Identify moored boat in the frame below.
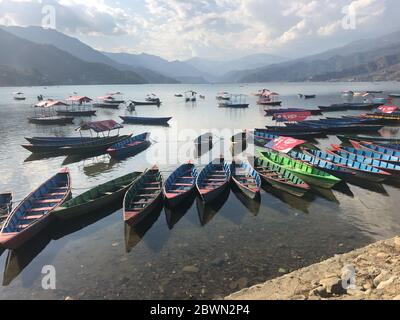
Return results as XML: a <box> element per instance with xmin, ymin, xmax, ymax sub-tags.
<box><xmin>196</xmin><ymin>159</ymin><xmax>231</xmax><ymax>203</ymax></box>
<box><xmin>0</xmin><ymin>168</ymin><xmax>71</xmax><ymax>249</ymax></box>
<box><xmin>329</xmin><ymin>145</ymin><xmax>400</xmax><ymax>176</ymax></box>
<box><xmin>337</xmin><ymin>135</ymin><xmax>400</xmax><ymax>144</ymax></box>
<box><xmin>163</xmin><ymin>162</ymin><xmax>198</xmax><ymax>207</ymax></box>
<box><xmin>120</xmin><ymin>115</ymin><xmax>172</xmax><ymax>125</ymax></box>
<box><xmin>123</xmin><ymin>167</ymin><xmax>163</xmax><ymax>226</ymax></box>
<box><xmin>28</xmin><ymin>116</ymin><xmax>74</xmax><ymax>125</ymax></box>
<box><xmin>351</xmin><ymin>140</ymin><xmax>400</xmax><ymax>159</ymax></box>
<box><xmin>264</xmin><ymin>108</ymin><xmax>322</xmax><ymax>116</ymax></box>
<box><xmin>54</xmin><ymin>172</ymin><xmax>141</xmax><ymax>220</ymax></box>
<box><xmin>338</xmin><ymin>144</ymin><xmax>400</xmax><ymax>164</ymax></box>
<box><xmin>230</xmin><ymin>160</ymin><xmax>261</xmax><ymax>199</ymax></box>
<box><xmin>253</xmin><ymin>156</ymin><xmax>310</xmax><ymax>197</ymax></box>
<box><xmin>258</xmin><ymin>150</ymin><xmax>341</xmax><ymax>188</ymax></box>
<box><xmin>107</xmin><ymin>132</ymin><xmax>151</xmax><ymax>159</ymax></box>
<box><xmin>303</xmin><ymin>149</ymin><xmax>391</xmax><ymax>183</ymax></box>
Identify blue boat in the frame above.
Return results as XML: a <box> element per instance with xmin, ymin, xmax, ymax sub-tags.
<box><xmin>0</xmin><ymin>168</ymin><xmax>71</xmax><ymax>249</ymax></box>
<box><xmin>107</xmin><ymin>132</ymin><xmax>151</xmax><ymax>159</ymax></box>
<box><xmin>352</xmin><ymin>141</ymin><xmax>400</xmax><ymax>159</ymax></box>
<box><xmin>288</xmin><ymin>150</ymin><xmax>356</xmax><ymax>180</ymax></box>
<box><xmin>25</xmin><ymin>136</ymin><xmax>100</xmax><ymax>144</ymax></box>
<box><xmin>329</xmin><ymin>145</ymin><xmax>400</xmax><ymax>176</ymax></box>
<box><xmin>304</xmin><ymin>149</ymin><xmax>391</xmax><ymax>182</ymax></box>
<box><xmin>0</xmin><ymin>193</ymin><xmax>12</xmax><ymax>228</ymax></box>
<box><xmin>163</xmin><ymin>162</ymin><xmax>198</xmax><ymax>207</ymax></box>
<box><xmin>196</xmin><ymin>159</ymin><xmax>231</xmax><ymax>204</ymax></box>
<box><xmin>230</xmin><ymin>160</ymin><xmax>261</xmax><ymax>199</ymax></box>
<box><xmin>339</xmin><ymin>144</ymin><xmax>400</xmax><ymax>164</ymax></box>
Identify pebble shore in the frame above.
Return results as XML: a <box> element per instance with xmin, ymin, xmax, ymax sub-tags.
<box><xmin>226</xmin><ymin>236</ymin><xmax>400</xmax><ymax>300</ymax></box>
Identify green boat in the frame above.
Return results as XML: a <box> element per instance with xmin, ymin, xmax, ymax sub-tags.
<box><xmin>258</xmin><ymin>150</ymin><xmax>341</xmax><ymax>189</ymax></box>
<box><xmin>54</xmin><ymin>172</ymin><xmax>142</xmax><ymax>220</ymax></box>
<box><xmin>253</xmin><ymin>156</ymin><xmax>310</xmax><ymax>197</ymax></box>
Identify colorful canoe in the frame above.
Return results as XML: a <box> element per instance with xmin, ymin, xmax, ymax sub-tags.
<box><xmin>304</xmin><ymin>149</ymin><xmax>391</xmax><ymax>183</ymax></box>
<box><xmin>338</xmin><ymin>144</ymin><xmax>400</xmax><ymax>164</ymax></box>
<box><xmin>163</xmin><ymin>162</ymin><xmax>198</xmax><ymax>207</ymax></box>
<box><xmin>196</xmin><ymin>159</ymin><xmax>231</xmax><ymax>203</ymax></box>
<box><xmin>54</xmin><ymin>172</ymin><xmax>141</xmax><ymax>220</ymax></box>
<box><xmin>258</xmin><ymin>150</ymin><xmax>341</xmax><ymax>188</ymax></box>
<box><xmin>230</xmin><ymin>161</ymin><xmax>261</xmax><ymax>199</ymax></box>
<box><xmin>336</xmin><ymin>135</ymin><xmax>400</xmax><ymax>144</ymax></box>
<box><xmin>329</xmin><ymin>145</ymin><xmax>400</xmax><ymax>176</ymax></box>
<box><xmin>0</xmin><ymin>168</ymin><xmax>71</xmax><ymax>249</ymax></box>
<box><xmin>288</xmin><ymin>150</ymin><xmax>357</xmax><ymax>181</ymax></box>
<box><xmin>107</xmin><ymin>132</ymin><xmax>151</xmax><ymax>159</ymax></box>
<box><xmin>119</xmin><ymin>115</ymin><xmax>172</xmax><ymax>125</ymax></box>
<box><xmin>123</xmin><ymin>166</ymin><xmax>163</xmax><ymax>226</ymax></box>
<box><xmin>253</xmin><ymin>156</ymin><xmax>310</xmax><ymax>197</ymax></box>
<box><xmin>350</xmin><ymin>140</ymin><xmax>400</xmax><ymax>163</ymax></box>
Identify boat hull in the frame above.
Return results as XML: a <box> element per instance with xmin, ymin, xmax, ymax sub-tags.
<box><xmin>56</xmin><ymin>110</ymin><xmax>96</xmax><ymax>117</ymax></box>
<box><xmin>120</xmin><ymin>116</ymin><xmax>172</xmax><ymax>125</ymax></box>
<box><xmin>28</xmin><ymin>116</ymin><xmax>74</xmax><ymax>125</ymax></box>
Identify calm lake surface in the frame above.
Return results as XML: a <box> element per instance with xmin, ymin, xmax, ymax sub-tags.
<box><xmin>1</xmin><ymin>82</ymin><xmax>400</xmax><ymax>299</ymax></box>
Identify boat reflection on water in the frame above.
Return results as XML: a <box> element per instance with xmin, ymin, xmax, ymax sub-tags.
<box><xmin>164</xmin><ymin>193</ymin><xmax>196</xmax><ymax>230</ymax></box>
<box><xmin>332</xmin><ymin>181</ymin><xmax>355</xmax><ymax>198</ymax></box>
<box><xmin>262</xmin><ymin>184</ymin><xmax>315</xmax><ymax>214</ymax></box>
<box><xmin>62</xmin><ymin>151</ymin><xmax>108</xmax><ymax>166</ymax></box>
<box><xmin>2</xmin><ymin>231</ymin><xmax>52</xmax><ymax>286</ymax></box>
<box><xmin>24</xmin><ymin>152</ymin><xmax>65</xmax><ymax>163</ymax></box>
<box><xmin>346</xmin><ymin>178</ymin><xmax>388</xmax><ymax>196</ymax></box>
<box><xmin>196</xmin><ymin>187</ymin><xmax>230</xmax><ymax>226</ymax></box>
<box><xmin>124</xmin><ymin>202</ymin><xmax>163</xmax><ymax>253</ymax></box>
<box><xmin>51</xmin><ymin>203</ymin><xmax>122</xmax><ymax>241</ymax></box>
<box><xmin>231</xmin><ymin>183</ymin><xmax>261</xmax><ymax>216</ymax></box>
<box><xmin>311</xmin><ymin>186</ymin><xmax>339</xmax><ymax>204</ymax></box>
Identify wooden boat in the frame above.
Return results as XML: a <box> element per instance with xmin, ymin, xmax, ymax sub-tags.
<box><xmin>298</xmin><ymin>94</ymin><xmax>316</xmax><ymax>99</ymax></box>
<box><xmin>22</xmin><ymin>134</ymin><xmax>131</xmax><ymax>154</ymax></box>
<box><xmin>54</xmin><ymin>172</ymin><xmax>141</xmax><ymax>220</ymax></box>
<box><xmin>351</xmin><ymin>141</ymin><xmax>400</xmax><ymax>160</ymax></box>
<box><xmin>287</xmin><ymin>150</ymin><xmax>357</xmax><ymax>181</ymax></box>
<box><xmin>318</xmin><ymin>103</ymin><xmax>382</xmax><ymax>112</ymax></box>
<box><xmin>107</xmin><ymin>132</ymin><xmax>151</xmax><ymax>159</ymax></box>
<box><xmin>255</xmin><ymin>129</ymin><xmax>324</xmax><ymax>140</ymax></box>
<box><xmin>218</xmin><ymin>94</ymin><xmax>249</xmax><ymax>108</ymax></box>
<box><xmin>174</xmin><ymin>94</ymin><xmax>183</xmax><ymax>97</ymax></box>
<box><xmin>303</xmin><ymin>149</ymin><xmax>391</xmax><ymax>183</ymax></box>
<box><xmin>264</xmin><ymin>108</ymin><xmax>322</xmax><ymax>116</ymax></box>
<box><xmin>258</xmin><ymin>150</ymin><xmax>341</xmax><ymax>188</ymax></box>
<box><xmin>389</xmin><ymin>93</ymin><xmax>400</xmax><ymax>98</ymax></box>
<box><xmin>257</xmin><ymin>100</ymin><xmax>282</xmax><ymax>106</ymax></box>
<box><xmin>0</xmin><ymin>168</ymin><xmax>71</xmax><ymax>249</ymax></box>
<box><xmin>123</xmin><ymin>167</ymin><xmax>163</xmax><ymax>226</ymax></box>
<box><xmin>120</xmin><ymin>115</ymin><xmax>172</xmax><ymax>125</ymax></box>
<box><xmin>56</xmin><ymin>110</ymin><xmax>96</xmax><ymax>117</ymax></box>
<box><xmin>92</xmin><ymin>102</ymin><xmax>120</xmax><ymax>109</ymax></box>
<box><xmin>163</xmin><ymin>162</ymin><xmax>198</xmax><ymax>207</ymax></box>
<box><xmin>0</xmin><ymin>193</ymin><xmax>12</xmax><ymax>228</ymax></box>
<box><xmin>338</xmin><ymin>144</ymin><xmax>400</xmax><ymax>164</ymax></box>
<box><xmin>132</xmin><ymin>100</ymin><xmax>161</xmax><ymax>106</ymax></box>
<box><xmin>28</xmin><ymin>116</ymin><xmax>74</xmax><ymax>125</ymax></box>
<box><xmin>337</xmin><ymin>135</ymin><xmax>400</xmax><ymax>144</ymax></box>
<box><xmin>253</xmin><ymin>156</ymin><xmax>310</xmax><ymax>197</ymax></box>
<box><xmin>13</xmin><ymin>92</ymin><xmax>26</xmax><ymax>101</ymax></box>
<box><xmin>282</xmin><ymin>123</ymin><xmax>383</xmax><ymax>134</ymax></box>
<box><xmin>25</xmin><ymin>136</ymin><xmax>100</xmax><ymax>144</ymax></box>
<box><xmin>196</xmin><ymin>159</ymin><xmax>231</xmax><ymax>203</ymax></box>
<box><xmin>329</xmin><ymin>145</ymin><xmax>400</xmax><ymax>176</ymax></box>
<box><xmin>230</xmin><ymin>160</ymin><xmax>261</xmax><ymax>199</ymax></box>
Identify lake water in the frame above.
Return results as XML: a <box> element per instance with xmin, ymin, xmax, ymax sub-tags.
<box><xmin>0</xmin><ymin>82</ymin><xmax>400</xmax><ymax>299</ymax></box>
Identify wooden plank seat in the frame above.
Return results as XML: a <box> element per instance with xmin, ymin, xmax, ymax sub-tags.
<box><xmin>16</xmin><ymin>223</ymin><xmax>30</xmax><ymax>230</ymax></box>
<box><xmin>34</xmin><ymin>199</ymin><xmax>62</xmax><ymax>204</ymax></box>
<box><xmin>20</xmin><ymin>214</ymin><xmax>43</xmax><ymax>220</ymax></box>
<box><xmin>27</xmin><ymin>206</ymin><xmax>54</xmax><ymax>213</ymax></box>
<box><xmin>177</xmin><ymin>176</ymin><xmax>194</xmax><ymax>179</ymax></box>
<box><xmin>142</xmin><ymin>187</ymin><xmax>161</xmax><ymax>190</ymax></box>
<box><xmin>169</xmin><ymin>189</ymin><xmax>189</xmax><ymax>193</ymax></box>
<box><xmin>42</xmin><ymin>192</ymin><xmax>66</xmax><ymax>197</ymax></box>
<box><xmin>172</xmin><ymin>183</ymin><xmax>193</xmax><ymax>186</ymax></box>
<box><xmin>204</xmin><ymin>178</ymin><xmax>226</xmax><ymax>181</ymax></box>
<box><xmin>133</xmin><ymin>194</ymin><xmax>157</xmax><ymax>199</ymax></box>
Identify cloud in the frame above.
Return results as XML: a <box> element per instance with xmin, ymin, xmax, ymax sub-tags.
<box><xmin>0</xmin><ymin>0</ymin><xmax>397</xmax><ymax>60</ymax></box>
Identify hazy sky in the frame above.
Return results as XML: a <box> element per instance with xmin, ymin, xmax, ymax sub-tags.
<box><xmin>0</xmin><ymin>0</ymin><xmax>399</xmax><ymax>61</ymax></box>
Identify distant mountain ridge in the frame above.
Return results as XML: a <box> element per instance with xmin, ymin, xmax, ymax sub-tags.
<box><xmin>0</xmin><ymin>28</ymin><xmax>148</xmax><ymax>86</ymax></box>
<box><xmin>2</xmin><ymin>26</ymin><xmax>178</xmax><ymax>84</ymax></box>
<box><xmin>227</xmin><ymin>30</ymin><xmax>400</xmax><ymax>83</ymax></box>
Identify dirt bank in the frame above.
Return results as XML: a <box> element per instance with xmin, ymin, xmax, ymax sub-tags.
<box><xmin>226</xmin><ymin>236</ymin><xmax>400</xmax><ymax>300</ymax></box>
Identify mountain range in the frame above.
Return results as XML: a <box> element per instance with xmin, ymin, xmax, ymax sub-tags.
<box><xmin>1</xmin><ymin>25</ymin><xmax>400</xmax><ymax>86</ymax></box>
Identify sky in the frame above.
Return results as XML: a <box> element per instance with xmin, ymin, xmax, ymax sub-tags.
<box><xmin>0</xmin><ymin>0</ymin><xmax>399</xmax><ymax>61</ymax></box>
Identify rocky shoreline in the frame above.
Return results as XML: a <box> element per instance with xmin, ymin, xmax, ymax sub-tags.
<box><xmin>226</xmin><ymin>236</ymin><xmax>400</xmax><ymax>300</ymax></box>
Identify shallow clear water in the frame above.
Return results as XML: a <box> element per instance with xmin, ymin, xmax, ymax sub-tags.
<box><xmin>0</xmin><ymin>82</ymin><xmax>400</xmax><ymax>299</ymax></box>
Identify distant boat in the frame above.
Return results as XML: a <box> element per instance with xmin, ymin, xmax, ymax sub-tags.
<box><xmin>28</xmin><ymin>116</ymin><xmax>74</xmax><ymax>125</ymax></box>
<box><xmin>174</xmin><ymin>94</ymin><xmax>183</xmax><ymax>97</ymax></box>
<box><xmin>218</xmin><ymin>94</ymin><xmax>249</xmax><ymax>108</ymax></box>
<box><xmin>216</xmin><ymin>92</ymin><xmax>230</xmax><ymax>100</ymax></box>
<box><xmin>120</xmin><ymin>115</ymin><xmax>172</xmax><ymax>125</ymax></box>
<box><xmin>13</xmin><ymin>92</ymin><xmax>26</xmax><ymax>101</ymax></box>
<box><xmin>298</xmin><ymin>94</ymin><xmax>316</xmax><ymax>99</ymax></box>
<box><xmin>144</xmin><ymin>94</ymin><xmax>161</xmax><ymax>104</ymax></box>
<box><xmin>389</xmin><ymin>93</ymin><xmax>400</xmax><ymax>98</ymax></box>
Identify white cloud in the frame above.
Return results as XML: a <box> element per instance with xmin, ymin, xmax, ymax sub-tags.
<box><xmin>0</xmin><ymin>0</ymin><xmax>397</xmax><ymax>60</ymax></box>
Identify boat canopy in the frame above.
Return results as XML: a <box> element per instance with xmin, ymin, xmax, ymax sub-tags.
<box><xmin>34</xmin><ymin>100</ymin><xmax>68</xmax><ymax>108</ymax></box>
<box><xmin>66</xmin><ymin>96</ymin><xmax>92</xmax><ymax>103</ymax></box>
<box><xmin>77</xmin><ymin>120</ymin><xmax>123</xmax><ymax>133</ymax></box>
